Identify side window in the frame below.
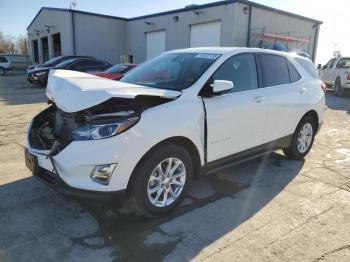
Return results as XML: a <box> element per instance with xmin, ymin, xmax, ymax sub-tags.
<box><xmin>287</xmin><ymin>61</ymin><xmax>301</xmax><ymax>83</ymax></box>
<box><xmin>213</xmin><ymin>53</ymin><xmax>258</xmax><ymax>93</ymax></box>
<box><xmin>336</xmin><ymin>58</ymin><xmax>350</xmax><ymax>68</ymax></box>
<box><xmin>325</xmin><ymin>58</ymin><xmax>335</xmax><ymax>68</ymax></box>
<box><xmin>0</xmin><ymin>56</ymin><xmax>8</xmax><ymax>63</ymax></box>
<box><xmin>260</xmin><ymin>54</ymin><xmax>290</xmax><ymax>87</ymax></box>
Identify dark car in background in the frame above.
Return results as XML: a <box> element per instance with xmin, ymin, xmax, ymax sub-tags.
<box><xmin>27</xmin><ymin>58</ymin><xmax>112</xmax><ymax>87</ymax></box>
<box><xmin>26</xmin><ymin>55</ymin><xmax>93</xmax><ymax>72</ymax></box>
<box><xmin>92</xmin><ymin>63</ymin><xmax>137</xmax><ymax>80</ymax></box>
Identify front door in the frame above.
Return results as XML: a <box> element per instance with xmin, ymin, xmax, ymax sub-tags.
<box><xmin>203</xmin><ymin>53</ymin><xmax>266</xmax><ymax>162</ymax></box>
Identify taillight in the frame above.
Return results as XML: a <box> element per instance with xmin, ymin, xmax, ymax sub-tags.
<box><xmin>321</xmin><ymin>83</ymin><xmax>327</xmax><ymax>94</ymax></box>
<box><xmin>347</xmin><ymin>73</ymin><xmax>350</xmax><ymax>81</ymax></box>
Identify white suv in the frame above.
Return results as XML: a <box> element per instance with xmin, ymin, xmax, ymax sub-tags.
<box><xmin>25</xmin><ymin>48</ymin><xmax>325</xmax><ymax>216</ymax></box>
<box><xmin>0</xmin><ymin>55</ymin><xmax>11</xmax><ymax>75</ymax></box>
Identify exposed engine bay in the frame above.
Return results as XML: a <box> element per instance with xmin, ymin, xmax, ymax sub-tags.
<box><xmin>28</xmin><ymin>96</ymin><xmax>172</xmax><ymax>154</ymax></box>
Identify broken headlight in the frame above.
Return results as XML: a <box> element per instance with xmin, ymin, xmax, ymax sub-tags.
<box><xmin>72</xmin><ymin>117</ymin><xmax>139</xmax><ymax>141</ymax></box>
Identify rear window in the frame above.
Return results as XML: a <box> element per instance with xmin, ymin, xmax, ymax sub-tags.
<box><xmin>294</xmin><ymin>57</ymin><xmax>319</xmax><ymax>79</ymax></box>
<box><xmin>260</xmin><ymin>54</ymin><xmax>290</xmax><ymax>87</ymax></box>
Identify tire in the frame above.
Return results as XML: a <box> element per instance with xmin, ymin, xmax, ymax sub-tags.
<box><xmin>283</xmin><ymin>115</ymin><xmax>316</xmax><ymax>160</ymax></box>
<box><xmin>334</xmin><ymin>78</ymin><xmax>344</xmax><ymax>97</ymax></box>
<box><xmin>0</xmin><ymin>67</ymin><xmax>5</xmax><ymax>76</ymax></box>
<box><xmin>128</xmin><ymin>143</ymin><xmax>193</xmax><ymax>217</ymax></box>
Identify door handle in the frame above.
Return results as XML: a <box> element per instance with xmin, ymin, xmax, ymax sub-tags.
<box><xmin>253</xmin><ymin>96</ymin><xmax>265</xmax><ymax>103</ymax></box>
<box><xmin>298</xmin><ymin>87</ymin><xmax>307</xmax><ymax>94</ymax></box>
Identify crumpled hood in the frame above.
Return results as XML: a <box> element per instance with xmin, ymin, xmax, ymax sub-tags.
<box><xmin>46</xmin><ymin>69</ymin><xmax>182</xmax><ymax>113</ymax></box>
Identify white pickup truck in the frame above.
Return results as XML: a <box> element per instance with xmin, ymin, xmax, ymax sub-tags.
<box><xmin>318</xmin><ymin>56</ymin><xmax>350</xmax><ymax>96</ymax></box>
<box><xmin>0</xmin><ymin>55</ymin><xmax>11</xmax><ymax>75</ymax></box>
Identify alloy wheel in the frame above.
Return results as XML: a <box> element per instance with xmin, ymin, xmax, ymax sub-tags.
<box><xmin>147</xmin><ymin>157</ymin><xmax>186</xmax><ymax>208</ymax></box>
<box><xmin>297</xmin><ymin>123</ymin><xmax>313</xmax><ymax>153</ymax></box>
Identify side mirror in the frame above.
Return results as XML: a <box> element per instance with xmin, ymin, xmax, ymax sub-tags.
<box><xmin>317</xmin><ymin>64</ymin><xmax>322</xmax><ymax>70</ymax></box>
<box><xmin>322</xmin><ymin>65</ymin><xmax>327</xmax><ymax>70</ymax></box>
<box><xmin>212</xmin><ymin>80</ymin><xmax>234</xmax><ymax>93</ymax></box>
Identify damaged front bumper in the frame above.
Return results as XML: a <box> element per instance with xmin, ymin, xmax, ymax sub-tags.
<box><xmin>25</xmin><ymin>148</ymin><xmax>126</xmax><ymax>204</ymax></box>
<box><xmin>25</xmin><ymin>106</ymin><xmax>151</xmax><ymax>200</ymax></box>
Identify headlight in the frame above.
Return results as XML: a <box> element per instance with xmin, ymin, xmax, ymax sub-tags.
<box><xmin>35</xmin><ymin>71</ymin><xmax>47</xmax><ymax>76</ymax></box>
<box><xmin>72</xmin><ymin>117</ymin><xmax>139</xmax><ymax>141</ymax></box>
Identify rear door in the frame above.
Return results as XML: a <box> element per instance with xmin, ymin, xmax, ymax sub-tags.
<box><xmin>258</xmin><ymin>53</ymin><xmax>305</xmax><ymax>143</ymax></box>
<box><xmin>203</xmin><ymin>53</ymin><xmax>267</xmax><ymax>162</ymax></box>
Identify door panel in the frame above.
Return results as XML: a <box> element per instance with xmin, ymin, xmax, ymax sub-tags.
<box><xmin>204</xmin><ymin>91</ymin><xmax>266</xmax><ymax>162</ymax></box>
<box><xmin>258</xmin><ymin>54</ymin><xmax>306</xmax><ymax>143</ymax></box>
<box><xmin>261</xmin><ymin>84</ymin><xmax>306</xmax><ymax>143</ymax></box>
<box><xmin>203</xmin><ymin>53</ymin><xmax>266</xmax><ymax>162</ymax></box>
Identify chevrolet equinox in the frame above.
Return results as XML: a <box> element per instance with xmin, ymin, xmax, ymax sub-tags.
<box><xmin>25</xmin><ymin>48</ymin><xmax>325</xmax><ymax>216</ymax></box>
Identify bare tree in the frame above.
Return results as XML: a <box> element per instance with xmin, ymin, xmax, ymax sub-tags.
<box><xmin>16</xmin><ymin>35</ymin><xmax>28</xmax><ymax>54</ymax></box>
<box><xmin>0</xmin><ymin>32</ymin><xmax>28</xmax><ymax>54</ymax></box>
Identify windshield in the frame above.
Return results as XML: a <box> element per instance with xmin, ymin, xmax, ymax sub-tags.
<box><xmin>55</xmin><ymin>59</ymin><xmax>76</xmax><ymax>68</ymax></box>
<box><xmin>105</xmin><ymin>64</ymin><xmax>134</xmax><ymax>74</ymax></box>
<box><xmin>120</xmin><ymin>53</ymin><xmax>221</xmax><ymax>91</ymax></box>
<box><xmin>44</xmin><ymin>56</ymin><xmax>63</xmax><ymax>65</ymax></box>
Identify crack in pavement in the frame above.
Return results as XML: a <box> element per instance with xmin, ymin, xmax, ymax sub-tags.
<box><xmin>313</xmin><ymin>244</ymin><xmax>350</xmax><ymax>261</ymax></box>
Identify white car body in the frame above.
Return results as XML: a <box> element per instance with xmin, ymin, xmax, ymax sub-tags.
<box><xmin>25</xmin><ymin>47</ymin><xmax>325</xmax><ymax>214</ymax></box>
<box><xmin>0</xmin><ymin>56</ymin><xmax>11</xmax><ymax>75</ymax></box>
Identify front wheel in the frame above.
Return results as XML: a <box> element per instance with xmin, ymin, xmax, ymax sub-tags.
<box><xmin>0</xmin><ymin>67</ymin><xmax>5</xmax><ymax>76</ymax></box>
<box><xmin>283</xmin><ymin>116</ymin><xmax>316</xmax><ymax>160</ymax></box>
<box><xmin>128</xmin><ymin>143</ymin><xmax>193</xmax><ymax>217</ymax></box>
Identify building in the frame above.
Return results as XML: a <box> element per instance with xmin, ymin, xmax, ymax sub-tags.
<box><xmin>27</xmin><ymin>0</ymin><xmax>322</xmax><ymax>65</ymax></box>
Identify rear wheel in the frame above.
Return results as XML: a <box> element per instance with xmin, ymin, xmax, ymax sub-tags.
<box><xmin>128</xmin><ymin>143</ymin><xmax>193</xmax><ymax>217</ymax></box>
<box><xmin>0</xmin><ymin>67</ymin><xmax>5</xmax><ymax>76</ymax></box>
<box><xmin>334</xmin><ymin>78</ymin><xmax>344</xmax><ymax>97</ymax></box>
<box><xmin>283</xmin><ymin>115</ymin><xmax>316</xmax><ymax>160</ymax></box>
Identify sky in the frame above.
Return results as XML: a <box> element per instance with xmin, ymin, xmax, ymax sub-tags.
<box><xmin>0</xmin><ymin>0</ymin><xmax>349</xmax><ymax>64</ymax></box>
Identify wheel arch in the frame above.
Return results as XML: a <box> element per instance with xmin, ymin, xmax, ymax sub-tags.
<box><xmin>301</xmin><ymin>110</ymin><xmax>319</xmax><ymax>132</ymax></box>
<box><xmin>126</xmin><ymin>136</ymin><xmax>202</xmax><ymax>192</ymax></box>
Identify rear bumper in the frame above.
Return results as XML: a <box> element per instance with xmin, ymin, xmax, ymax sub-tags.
<box><xmin>33</xmin><ymin>165</ymin><xmax>126</xmax><ymax>206</ymax></box>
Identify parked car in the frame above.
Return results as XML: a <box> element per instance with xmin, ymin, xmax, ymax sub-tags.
<box><xmin>27</xmin><ymin>55</ymin><xmax>93</xmax><ymax>72</ymax></box>
<box><xmin>318</xmin><ymin>56</ymin><xmax>350</xmax><ymax>96</ymax></box>
<box><xmin>27</xmin><ymin>58</ymin><xmax>112</xmax><ymax>86</ymax></box>
<box><xmin>93</xmin><ymin>63</ymin><xmax>137</xmax><ymax>80</ymax></box>
<box><xmin>0</xmin><ymin>55</ymin><xmax>11</xmax><ymax>75</ymax></box>
<box><xmin>25</xmin><ymin>48</ymin><xmax>325</xmax><ymax>216</ymax></box>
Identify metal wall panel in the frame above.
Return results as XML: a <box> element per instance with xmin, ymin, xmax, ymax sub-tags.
<box><xmin>126</xmin><ymin>3</ymin><xmax>250</xmax><ymax>63</ymax></box>
<box><xmin>73</xmin><ymin>13</ymin><xmax>127</xmax><ymax>64</ymax></box>
<box><xmin>250</xmin><ymin>7</ymin><xmax>318</xmax><ymax>58</ymax></box>
<box><xmin>27</xmin><ymin>9</ymin><xmax>73</xmax><ymax>64</ymax></box>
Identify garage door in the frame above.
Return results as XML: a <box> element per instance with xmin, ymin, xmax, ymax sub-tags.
<box><xmin>146</xmin><ymin>30</ymin><xmax>166</xmax><ymax>60</ymax></box>
<box><xmin>190</xmin><ymin>21</ymin><xmax>221</xmax><ymax>48</ymax></box>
